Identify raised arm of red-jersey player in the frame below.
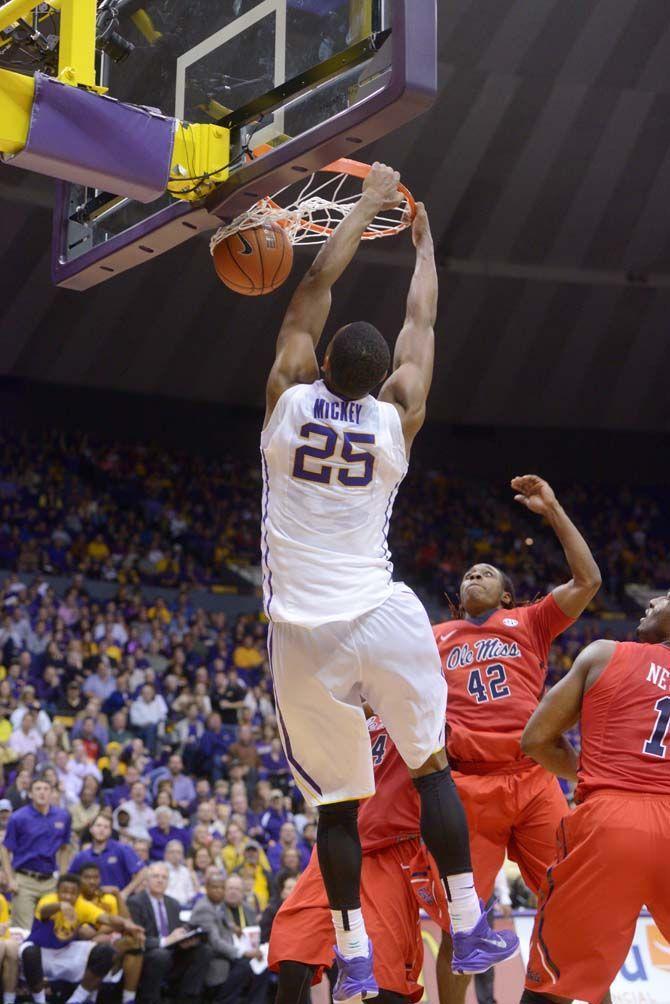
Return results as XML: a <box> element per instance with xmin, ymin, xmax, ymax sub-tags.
<box><xmin>511</xmin><ymin>475</ymin><xmax>602</xmax><ymax>619</ymax></box>
<box><xmin>264</xmin><ymin>162</ymin><xmax>404</xmax><ymax>427</ymax></box>
<box><xmin>521</xmin><ymin>639</ymin><xmax>615</xmax><ymax>780</ymax></box>
<box><xmin>379</xmin><ymin>203</ymin><xmax>437</xmax><ymax>455</ymax></box>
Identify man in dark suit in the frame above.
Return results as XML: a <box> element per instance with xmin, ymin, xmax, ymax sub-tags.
<box><xmin>189</xmin><ymin>871</ymin><xmax>245</xmax><ymax>1003</ymax></box>
<box><xmin>128</xmin><ymin>861</ymin><xmax>211</xmax><ymax>1004</ymax></box>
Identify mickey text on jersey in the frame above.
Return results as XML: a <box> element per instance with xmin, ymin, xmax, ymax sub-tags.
<box><xmin>313</xmin><ymin>398</ymin><xmax>363</xmax><ymax>424</ymax></box>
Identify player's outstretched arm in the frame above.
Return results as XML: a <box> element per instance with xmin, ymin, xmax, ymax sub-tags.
<box><xmin>378</xmin><ymin>203</ymin><xmax>437</xmax><ymax>454</ymax></box>
<box><xmin>521</xmin><ymin>639</ymin><xmax>615</xmax><ymax>780</ymax></box>
<box><xmin>511</xmin><ymin>475</ymin><xmax>602</xmax><ymax>618</ymax></box>
<box><xmin>265</xmin><ymin>162</ymin><xmax>404</xmax><ymax>424</ymax></box>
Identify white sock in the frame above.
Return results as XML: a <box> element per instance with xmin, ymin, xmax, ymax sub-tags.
<box><xmin>4</xmin><ymin>993</ymin><xmax>16</xmax><ymax>1004</ymax></box>
<box><xmin>32</xmin><ymin>993</ymin><xmax>46</xmax><ymax>1004</ymax></box>
<box><xmin>67</xmin><ymin>986</ymin><xmax>92</xmax><ymax>1004</ymax></box>
<box><xmin>331</xmin><ymin>907</ymin><xmax>369</xmax><ymax>959</ymax></box>
<box><xmin>122</xmin><ymin>993</ymin><xmax>136</xmax><ymax>1004</ymax></box>
<box><xmin>445</xmin><ymin>871</ymin><xmax>481</xmax><ymax>932</ymax></box>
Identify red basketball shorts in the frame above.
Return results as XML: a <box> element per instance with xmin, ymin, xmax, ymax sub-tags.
<box><xmin>525</xmin><ymin>791</ymin><xmax>670</xmax><ymax>1003</ymax></box>
<box><xmin>269</xmin><ymin>838</ymin><xmax>449</xmax><ymax>1002</ymax></box>
<box><xmin>453</xmin><ymin>762</ymin><xmax>569</xmax><ymax>901</ymax></box>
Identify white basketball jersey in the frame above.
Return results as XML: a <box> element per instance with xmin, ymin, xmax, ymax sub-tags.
<box><xmin>260</xmin><ymin>379</ymin><xmax>408</xmax><ymax>627</ymax></box>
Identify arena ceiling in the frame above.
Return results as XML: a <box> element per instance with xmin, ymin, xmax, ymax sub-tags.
<box><xmin>1</xmin><ymin>0</ymin><xmax>670</xmax><ymax>433</ymax></box>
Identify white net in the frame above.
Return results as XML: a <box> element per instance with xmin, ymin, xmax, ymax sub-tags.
<box><xmin>210</xmin><ymin>167</ymin><xmax>413</xmax><ymax>254</ymax></box>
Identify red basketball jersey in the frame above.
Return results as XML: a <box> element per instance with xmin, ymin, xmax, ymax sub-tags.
<box><xmin>576</xmin><ymin>640</ymin><xmax>670</xmax><ymax>801</ymax></box>
<box><xmin>434</xmin><ymin>594</ymin><xmax>574</xmax><ymax>771</ymax></box>
<box><xmin>359</xmin><ymin>716</ymin><xmax>420</xmax><ymax>853</ymax></box>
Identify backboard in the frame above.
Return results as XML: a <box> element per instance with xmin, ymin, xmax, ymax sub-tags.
<box><xmin>53</xmin><ymin>0</ymin><xmax>436</xmax><ymax>289</ymax></box>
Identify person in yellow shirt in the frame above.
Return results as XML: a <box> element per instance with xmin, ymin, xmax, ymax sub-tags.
<box><xmin>97</xmin><ymin>743</ymin><xmax>127</xmax><ymax>780</ymax></box>
<box><xmin>0</xmin><ymin>717</ymin><xmax>12</xmax><ymax>745</ymax></box>
<box><xmin>0</xmin><ymin>893</ymin><xmax>10</xmax><ymax>932</ymax></box>
<box><xmin>77</xmin><ymin>863</ymin><xmax>144</xmax><ymax>1004</ymax></box>
<box><xmin>77</xmin><ymin>864</ymin><xmax>122</xmax><ymax>921</ymax></box>
<box><xmin>239</xmin><ymin>842</ymin><xmax>272</xmax><ymax>910</ymax></box>
<box><xmin>101</xmin><ymin>641</ymin><xmax>122</xmax><ymax>664</ymax></box>
<box><xmin>221</xmin><ymin>822</ymin><xmax>271</xmax><ymax>875</ymax></box>
<box><xmin>86</xmin><ymin>536</ymin><xmax>110</xmax><ymax>563</ymax></box>
<box><xmin>233</xmin><ymin>636</ymin><xmax>264</xmax><ymax>671</ymax></box>
<box><xmin>0</xmin><ymin>891</ymin><xmax>20</xmax><ymax>1004</ymax></box>
<box><xmin>147</xmin><ymin>598</ymin><xmax>171</xmax><ymax>624</ymax></box>
<box><xmin>22</xmin><ymin>873</ymin><xmax>144</xmax><ymax>1004</ymax></box>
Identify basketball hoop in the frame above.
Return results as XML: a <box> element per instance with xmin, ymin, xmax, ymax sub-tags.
<box><xmin>210</xmin><ymin>158</ymin><xmax>416</xmax><ymax>256</ymax></box>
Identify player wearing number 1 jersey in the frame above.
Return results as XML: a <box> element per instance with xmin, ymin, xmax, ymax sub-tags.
<box><xmin>433</xmin><ymin>476</ymin><xmax>601</xmax><ymax>1001</ymax></box>
<box><xmin>519</xmin><ymin>593</ymin><xmax>670</xmax><ymax>1004</ymax></box>
<box><xmin>261</xmin><ymin>164</ymin><xmax>517</xmax><ymax>1003</ymax></box>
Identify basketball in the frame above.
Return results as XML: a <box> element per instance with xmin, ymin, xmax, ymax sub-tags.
<box><xmin>213</xmin><ymin>223</ymin><xmax>293</xmax><ymax>296</ymax></box>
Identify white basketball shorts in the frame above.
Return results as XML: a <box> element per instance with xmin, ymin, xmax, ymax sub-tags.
<box><xmin>21</xmin><ymin>940</ymin><xmax>92</xmax><ymax>984</ymax></box>
<box><xmin>19</xmin><ymin>940</ymin><xmax>123</xmax><ymax>985</ymax></box>
<box><xmin>268</xmin><ymin>582</ymin><xmax>447</xmax><ymax>806</ymax></box>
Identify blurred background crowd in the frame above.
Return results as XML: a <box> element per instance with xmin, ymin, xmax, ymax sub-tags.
<box><xmin>0</xmin><ymin>430</ymin><xmax>666</xmax><ymax>611</ymax></box>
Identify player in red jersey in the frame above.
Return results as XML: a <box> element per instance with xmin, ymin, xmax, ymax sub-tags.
<box><xmin>519</xmin><ymin>590</ymin><xmax>670</xmax><ymax>1004</ymax></box>
<box><xmin>433</xmin><ymin>475</ymin><xmax>601</xmax><ymax>1001</ymax></box>
<box><xmin>269</xmin><ymin>715</ymin><xmax>452</xmax><ymax>1003</ymax></box>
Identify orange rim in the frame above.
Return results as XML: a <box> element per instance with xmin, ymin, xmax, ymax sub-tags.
<box><xmin>251</xmin><ymin>150</ymin><xmax>416</xmax><ymax>239</ymax></box>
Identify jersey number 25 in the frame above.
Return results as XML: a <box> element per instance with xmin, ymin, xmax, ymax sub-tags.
<box><xmin>292</xmin><ymin>423</ymin><xmax>376</xmax><ymax>487</ymax></box>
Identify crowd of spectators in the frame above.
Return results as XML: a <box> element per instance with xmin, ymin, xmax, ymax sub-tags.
<box><xmin>0</xmin><ymin>569</ymin><xmax>317</xmax><ymax>1002</ymax></box>
<box><xmin>0</xmin><ymin>430</ymin><xmax>667</xmax><ymax>609</ymax></box>
<box><xmin>0</xmin><ymin>432</ymin><xmax>261</xmax><ymax>590</ymax></box>
<box><xmin>0</xmin><ymin>427</ymin><xmax>659</xmax><ymax>1001</ymax></box>
<box><xmin>392</xmin><ymin>470</ymin><xmax>668</xmax><ymax>612</ymax></box>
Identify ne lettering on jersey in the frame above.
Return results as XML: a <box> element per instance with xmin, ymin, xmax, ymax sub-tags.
<box><xmin>359</xmin><ymin>716</ymin><xmax>420</xmax><ymax>852</ymax></box>
<box><xmin>577</xmin><ymin>641</ymin><xmax>670</xmax><ymax>801</ymax></box>
<box><xmin>434</xmin><ymin>595</ymin><xmax>574</xmax><ymax>772</ymax></box>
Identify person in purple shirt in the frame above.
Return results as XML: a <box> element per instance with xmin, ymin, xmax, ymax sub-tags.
<box><xmin>260</xmin><ymin>790</ymin><xmax>291</xmax><ymax>844</ymax></box>
<box><xmin>71</xmin><ymin>714</ymin><xmax>108</xmax><ymax>752</ymax></box>
<box><xmin>70</xmin><ymin>813</ymin><xmax>145</xmax><ymax>896</ymax></box>
<box><xmin>260</xmin><ymin>738</ymin><xmax>291</xmax><ymax>785</ymax></box>
<box><xmin>266</xmin><ymin>822</ymin><xmax>311</xmax><ymax>873</ymax></box>
<box><xmin>197</xmin><ymin>713</ymin><xmax>230</xmax><ymax>781</ymax></box>
<box><xmin>103</xmin><ymin>763</ymin><xmax>142</xmax><ymax>810</ymax></box>
<box><xmin>82</xmin><ymin>659</ymin><xmax>117</xmax><ymax>702</ymax></box>
<box><xmin>151</xmin><ymin>754</ymin><xmax>196</xmax><ymax>812</ymax></box>
<box><xmin>35</xmin><ymin>666</ymin><xmax>62</xmax><ymax>710</ymax></box>
<box><xmin>148</xmin><ymin>806</ymin><xmax>191</xmax><ymax>862</ymax></box>
<box><xmin>0</xmin><ymin>777</ymin><xmax>71</xmax><ymax>929</ymax></box>
<box><xmin>229</xmin><ymin>790</ymin><xmax>265</xmax><ymax>844</ymax></box>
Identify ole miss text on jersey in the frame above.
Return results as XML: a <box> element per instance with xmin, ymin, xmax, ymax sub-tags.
<box><xmin>434</xmin><ymin>594</ymin><xmax>575</xmax><ymax>772</ymax></box>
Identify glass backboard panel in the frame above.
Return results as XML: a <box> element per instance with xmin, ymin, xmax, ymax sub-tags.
<box><xmin>57</xmin><ymin>0</ymin><xmax>392</xmax><ymax>268</ymax></box>
<box><xmin>112</xmin><ymin>0</ymin><xmax>388</xmax><ymax>133</ymax></box>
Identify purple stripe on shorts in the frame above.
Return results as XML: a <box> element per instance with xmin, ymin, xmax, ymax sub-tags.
<box><xmin>268</xmin><ymin>628</ymin><xmax>323</xmax><ymax>797</ymax></box>
<box><xmin>381</xmin><ymin>477</ymin><xmax>402</xmax><ymax>579</ymax></box>
<box><xmin>260</xmin><ymin>449</ymin><xmax>274</xmax><ymax>619</ymax></box>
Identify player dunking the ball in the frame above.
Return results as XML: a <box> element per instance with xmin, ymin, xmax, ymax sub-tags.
<box><xmin>519</xmin><ymin>589</ymin><xmax>670</xmax><ymax>1004</ymax></box>
<box><xmin>261</xmin><ymin>163</ymin><xmax>518</xmax><ymax>1002</ymax></box>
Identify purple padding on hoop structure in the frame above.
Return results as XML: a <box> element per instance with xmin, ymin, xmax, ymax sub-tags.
<box><xmin>5</xmin><ymin>72</ymin><xmax>175</xmax><ymax>203</ymax></box>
